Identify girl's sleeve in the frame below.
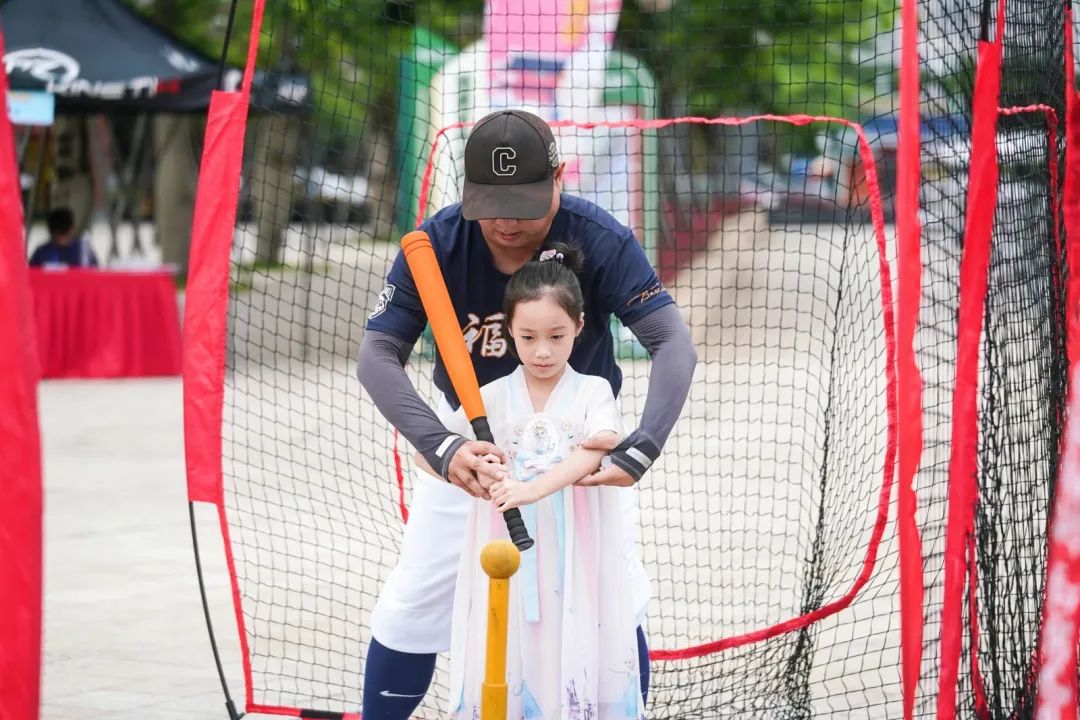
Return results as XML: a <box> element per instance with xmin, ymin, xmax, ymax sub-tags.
<box><xmin>582</xmin><ymin>378</ymin><xmax>624</xmax><ymax>439</ymax></box>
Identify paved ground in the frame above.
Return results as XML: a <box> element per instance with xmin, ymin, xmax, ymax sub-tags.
<box><xmin>34</xmin><ymin>215</ymin><xmax>904</xmax><ymax>718</ymax></box>
<box><xmin>38</xmin><ymin>378</ymin><xmax>246</xmax><ymax>720</ymax></box>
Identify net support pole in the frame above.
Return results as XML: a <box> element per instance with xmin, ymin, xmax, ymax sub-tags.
<box><xmin>183</xmin><ymin>0</ymin><xmax>267</xmax><ymax>716</ymax></box>
<box><xmin>189</xmin><ymin>504</ymin><xmax>243</xmax><ymax>720</ymax></box>
<box><xmin>481</xmin><ymin>540</ymin><xmax>521</xmax><ymax>720</ymax></box>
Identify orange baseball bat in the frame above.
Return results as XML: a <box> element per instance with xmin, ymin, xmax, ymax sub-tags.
<box><xmin>401</xmin><ymin>230</ymin><xmax>534</xmax><ymax>551</ymax></box>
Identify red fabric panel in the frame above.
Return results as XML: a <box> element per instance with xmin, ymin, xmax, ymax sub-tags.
<box><xmin>28</xmin><ymin>269</ymin><xmax>181</xmax><ymax>378</ymax></box>
<box><xmin>182</xmin><ymin>0</ymin><xmax>264</xmax><ymax>507</ymax></box>
<box><xmin>0</xmin><ymin>27</ymin><xmax>43</xmax><ymax>720</ymax></box>
<box><xmin>1033</xmin><ymin>8</ymin><xmax>1080</xmax><ymax>719</ymax></box>
<box><xmin>183</xmin><ymin>0</ymin><xmax>265</xmax><ymax>713</ymax></box>
<box><xmin>1067</xmin><ymin>10</ymin><xmax>1080</xmax><ymax>368</ymax></box>
<box><xmin>1035</xmin><ymin>364</ymin><xmax>1080</xmax><ymax>719</ymax></box>
<box><xmin>895</xmin><ymin>0</ymin><xmax>926</xmax><ymax>715</ymax></box>
<box><xmin>936</xmin><ymin>34</ymin><xmax>1004</xmax><ymax>720</ymax></box>
<box><xmin>183</xmin><ymin>89</ymin><xmax>249</xmax><ymax>504</ymax></box>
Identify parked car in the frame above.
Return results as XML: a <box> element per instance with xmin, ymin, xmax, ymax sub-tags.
<box><xmin>921</xmin><ymin>126</ymin><xmax>1056</xmax><ymax>287</ymax></box>
<box><xmin>235</xmin><ymin>166</ymin><xmax>371</xmax><ymax>226</ymax></box>
<box><xmin>292</xmin><ymin>166</ymin><xmax>370</xmax><ymax>224</ymax></box>
<box><xmin>765</xmin><ymin>155</ymin><xmax>852</xmax><ymax>225</ymax></box>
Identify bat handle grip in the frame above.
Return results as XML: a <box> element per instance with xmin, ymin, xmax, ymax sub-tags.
<box><xmin>471</xmin><ymin>417</ymin><xmax>535</xmax><ymax>552</ymax></box>
<box><xmin>503</xmin><ymin>509</ymin><xmax>534</xmax><ymax>551</ymax></box>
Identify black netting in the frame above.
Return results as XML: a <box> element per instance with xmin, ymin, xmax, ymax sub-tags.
<box><xmin>915</xmin><ymin>0</ymin><xmax>1068</xmax><ymax>718</ymax></box>
<box><xmin>196</xmin><ymin>0</ymin><xmax>1066</xmax><ymax>717</ymax></box>
<box><xmin>915</xmin><ymin>0</ymin><xmax>977</xmax><ymax>713</ymax></box>
<box><xmin>972</xmin><ymin>0</ymin><xmax>1068</xmax><ymax>714</ymax></box>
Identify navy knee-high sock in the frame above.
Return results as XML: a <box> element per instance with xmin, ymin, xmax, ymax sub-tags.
<box><xmin>637</xmin><ymin>625</ymin><xmax>650</xmax><ymax>706</ymax></box>
<box><xmin>362</xmin><ymin>638</ymin><xmax>437</xmax><ymax>719</ymax></box>
<box><xmin>364</xmin><ymin>631</ymin><xmax>647</xmax><ymax>717</ymax></box>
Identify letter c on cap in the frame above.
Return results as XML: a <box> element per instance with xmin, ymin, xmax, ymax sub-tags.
<box><xmin>492</xmin><ymin>146</ymin><xmax>517</xmax><ymax>176</ymax></box>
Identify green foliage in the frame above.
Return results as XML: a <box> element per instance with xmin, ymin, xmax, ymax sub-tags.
<box><xmin>127</xmin><ymin>0</ymin><xmax>895</xmax><ymax>152</ymax></box>
<box><xmin>619</xmin><ymin>0</ymin><xmax>896</xmax><ymax>119</ymax></box>
<box><xmin>233</xmin><ymin>0</ymin><xmax>486</xmax><ymax>142</ymax></box>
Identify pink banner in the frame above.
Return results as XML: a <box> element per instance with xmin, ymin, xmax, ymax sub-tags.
<box><xmin>181</xmin><ymin>0</ymin><xmax>272</xmax><ymax>714</ymax></box>
<box><xmin>484</xmin><ymin>0</ymin><xmax>621</xmax><ymax>112</ymax></box>
<box><xmin>486</xmin><ymin>0</ymin><xmax>619</xmax><ymax>55</ymax></box>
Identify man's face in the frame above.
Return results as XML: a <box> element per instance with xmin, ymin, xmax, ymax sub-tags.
<box><xmin>477</xmin><ymin>164</ymin><xmax>564</xmax><ymax>253</ymax></box>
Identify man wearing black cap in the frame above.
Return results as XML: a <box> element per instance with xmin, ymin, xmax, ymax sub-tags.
<box><xmin>357</xmin><ymin>109</ymin><xmax>697</xmax><ymax>718</ymax></box>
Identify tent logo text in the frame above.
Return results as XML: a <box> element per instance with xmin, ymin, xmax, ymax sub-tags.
<box><xmin>4</xmin><ymin>46</ymin><xmax>162</xmax><ymax>100</ymax></box>
<box><xmin>4</xmin><ymin>48</ymin><xmax>80</xmax><ymax>85</ymax></box>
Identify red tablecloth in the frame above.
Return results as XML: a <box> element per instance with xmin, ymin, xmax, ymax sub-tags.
<box><xmin>28</xmin><ymin>268</ymin><xmax>182</xmax><ymax>379</ymax></box>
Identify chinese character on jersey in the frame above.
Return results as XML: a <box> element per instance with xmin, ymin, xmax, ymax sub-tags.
<box><xmin>462</xmin><ymin>312</ymin><xmax>508</xmax><ymax>358</ymax></box>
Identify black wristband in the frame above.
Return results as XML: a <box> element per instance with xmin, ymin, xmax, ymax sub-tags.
<box><xmin>608</xmin><ymin>437</ymin><xmax>661</xmax><ymax>483</ymax></box>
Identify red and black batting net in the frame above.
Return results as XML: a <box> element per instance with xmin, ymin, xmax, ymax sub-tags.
<box><xmin>913</xmin><ymin>0</ymin><xmax>1070</xmax><ymax>717</ymax></box>
<box><xmin>180</xmin><ymin>0</ymin><xmax>1074</xmax><ymax>718</ymax></box>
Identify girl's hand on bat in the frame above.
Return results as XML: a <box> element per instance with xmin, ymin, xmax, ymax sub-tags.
<box><xmin>491</xmin><ymin>478</ymin><xmax>538</xmax><ymax>512</ymax></box>
<box><xmin>480</xmin><ymin>453</ymin><xmax>511</xmax><ymax>485</ymax></box>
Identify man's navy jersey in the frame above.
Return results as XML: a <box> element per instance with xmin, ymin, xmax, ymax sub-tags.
<box><xmin>366</xmin><ymin>194</ymin><xmax>673</xmax><ymax>406</ymax></box>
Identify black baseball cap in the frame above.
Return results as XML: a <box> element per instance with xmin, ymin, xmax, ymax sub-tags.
<box><xmin>462</xmin><ymin>110</ymin><xmax>561</xmax><ymax>221</ymax></box>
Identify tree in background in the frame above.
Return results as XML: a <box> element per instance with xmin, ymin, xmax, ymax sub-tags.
<box><xmin>127</xmin><ymin>0</ymin><xmax>479</xmax><ymax>257</ymax></box>
<box><xmin>620</xmin><ymin>0</ymin><xmax>895</xmax><ymax>183</ymax></box>
<box><xmin>127</xmin><ymin>0</ymin><xmax>896</xmax><ymax>252</ymax></box>
<box><xmin>127</xmin><ymin>0</ymin><xmax>222</xmax><ymax>272</ymax></box>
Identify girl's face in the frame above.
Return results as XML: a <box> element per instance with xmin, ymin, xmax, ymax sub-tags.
<box><xmin>508</xmin><ymin>292</ymin><xmax>583</xmax><ymax>382</ymax></box>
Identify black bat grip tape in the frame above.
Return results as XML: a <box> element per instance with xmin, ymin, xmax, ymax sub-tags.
<box><xmin>470</xmin><ymin>416</ymin><xmax>535</xmax><ymax>551</ymax></box>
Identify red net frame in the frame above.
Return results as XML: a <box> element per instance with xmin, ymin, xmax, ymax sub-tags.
<box><xmin>388</xmin><ymin>114</ymin><xmax>898</xmax><ymax>665</ymax></box>
<box><xmin>176</xmin><ymin>0</ymin><xmax>1080</xmax><ymax>715</ymax></box>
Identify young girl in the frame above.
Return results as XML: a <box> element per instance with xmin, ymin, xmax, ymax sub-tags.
<box><xmin>443</xmin><ymin>244</ymin><xmax>650</xmax><ymax>720</ymax></box>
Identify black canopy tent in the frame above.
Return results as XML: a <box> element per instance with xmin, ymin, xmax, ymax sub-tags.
<box><xmin>1</xmin><ymin>0</ymin><xmax>309</xmax><ymax>113</ymax></box>
<box><xmin>1</xmin><ymin>0</ymin><xmax>308</xmax><ymax>257</ymax></box>
<box><xmin>1</xmin><ymin>0</ymin><xmax>222</xmax><ymax>113</ymax></box>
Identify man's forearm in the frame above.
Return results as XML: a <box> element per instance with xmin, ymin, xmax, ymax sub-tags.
<box><xmin>616</xmin><ymin>303</ymin><xmax>698</xmax><ymax>479</ymax></box>
<box><xmin>356</xmin><ymin>330</ymin><xmax>466</xmax><ymax>477</ymax></box>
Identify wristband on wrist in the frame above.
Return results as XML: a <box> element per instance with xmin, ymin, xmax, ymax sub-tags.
<box><xmin>608</xmin><ymin>437</ymin><xmax>660</xmax><ymax>483</ymax></box>
<box><xmin>423</xmin><ymin>434</ymin><xmax>467</xmax><ymax>481</ymax></box>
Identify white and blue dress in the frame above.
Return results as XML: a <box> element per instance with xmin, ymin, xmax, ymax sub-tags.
<box><xmin>446</xmin><ymin>365</ymin><xmax>649</xmax><ymax>720</ymax></box>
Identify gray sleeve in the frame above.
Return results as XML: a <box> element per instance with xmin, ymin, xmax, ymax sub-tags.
<box><xmin>355</xmin><ymin>330</ymin><xmax>466</xmax><ymax>478</ymax></box>
<box><xmin>610</xmin><ymin>303</ymin><xmax>698</xmax><ymax>480</ymax></box>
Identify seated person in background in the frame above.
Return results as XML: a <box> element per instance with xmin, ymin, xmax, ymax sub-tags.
<box><xmin>29</xmin><ymin>208</ymin><xmax>98</xmax><ymax>268</ymax></box>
